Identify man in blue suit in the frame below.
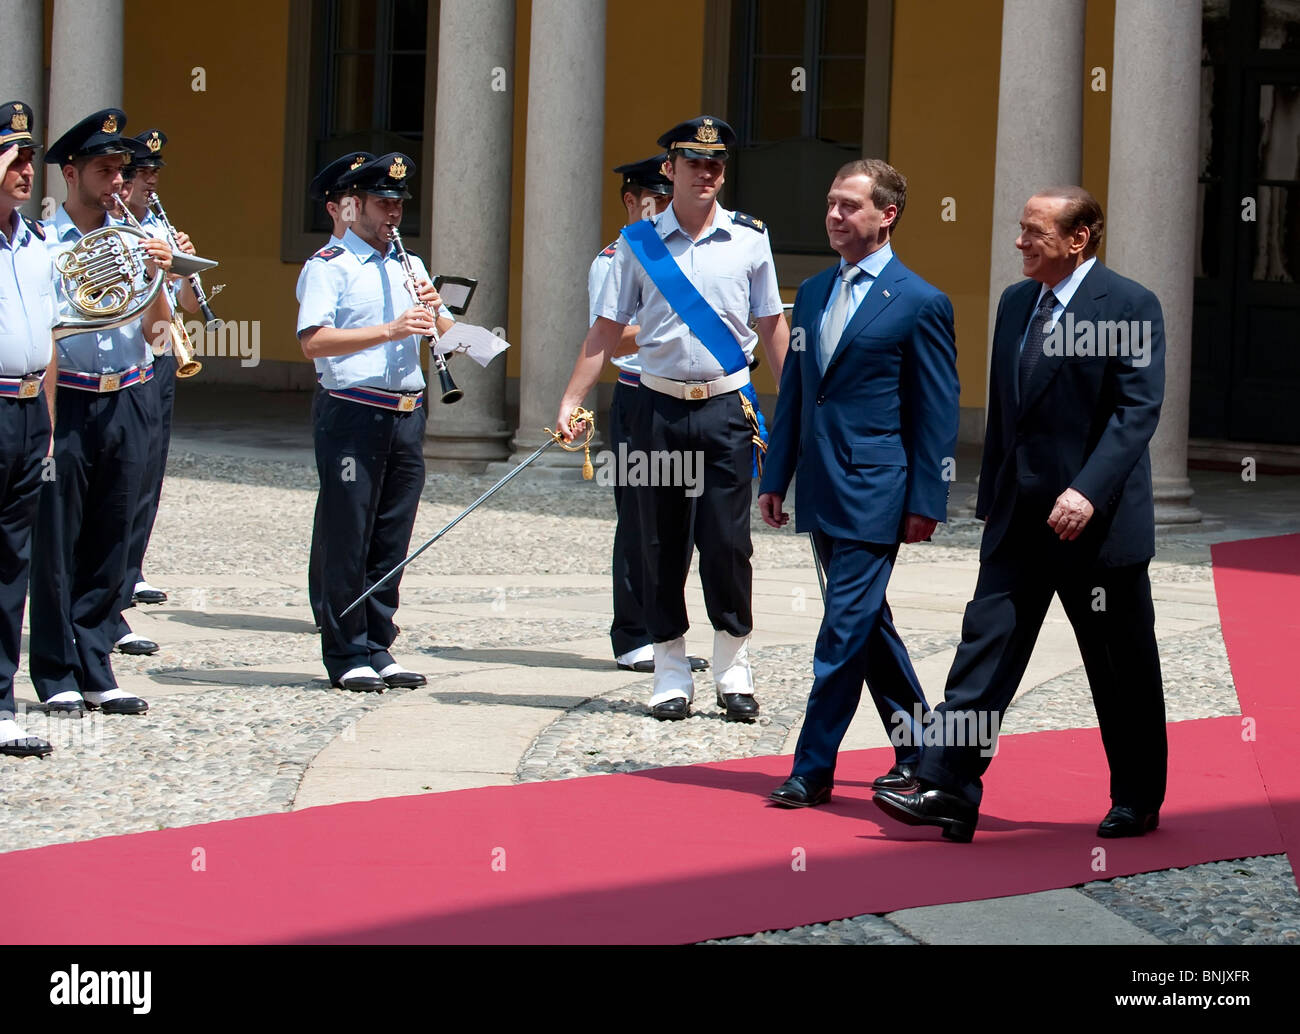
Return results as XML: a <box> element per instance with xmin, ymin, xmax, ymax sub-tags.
<box><xmin>873</xmin><ymin>186</ymin><xmax>1167</xmax><ymax>842</ymax></box>
<box><xmin>760</xmin><ymin>159</ymin><xmax>960</xmax><ymax>807</ymax></box>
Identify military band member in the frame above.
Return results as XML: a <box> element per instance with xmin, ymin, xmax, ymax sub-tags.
<box><xmin>297</xmin><ymin>152</ymin><xmax>446</xmax><ymax>691</ymax></box>
<box><xmin>558</xmin><ymin>116</ymin><xmax>789</xmax><ymax>721</ymax></box>
<box><xmin>592</xmin><ymin>154</ymin><xmax>700</xmax><ymax>675</ymax></box>
<box><xmin>29</xmin><ymin>109</ymin><xmax>173</xmax><ymax>717</ymax></box>
<box><xmin>0</xmin><ymin>103</ymin><xmax>55</xmax><ymax>756</ymax></box>
<box><xmin>304</xmin><ymin>150</ymin><xmax>373</xmax><ymax>630</ymax></box>
<box><xmin>112</xmin><ymin>129</ymin><xmax>197</xmax><ymax>658</ymax></box>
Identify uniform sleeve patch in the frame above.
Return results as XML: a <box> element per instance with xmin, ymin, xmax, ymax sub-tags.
<box><xmin>313</xmin><ymin>245</ymin><xmax>344</xmax><ymax>261</ymax></box>
<box><xmin>22</xmin><ymin>215</ymin><xmax>45</xmax><ymax>240</ymax></box>
<box><xmin>600</xmin><ymin>241</ymin><xmax>618</xmax><ymax>257</ymax></box>
<box><xmin>732</xmin><ymin>211</ymin><xmax>767</xmax><ymax>233</ymax></box>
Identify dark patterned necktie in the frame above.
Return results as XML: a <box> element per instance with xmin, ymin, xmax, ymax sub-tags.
<box><xmin>1018</xmin><ymin>289</ymin><xmax>1058</xmax><ymax>399</ymax></box>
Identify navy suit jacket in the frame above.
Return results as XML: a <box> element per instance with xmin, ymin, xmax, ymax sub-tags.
<box><xmin>978</xmin><ymin>261</ymin><xmax>1165</xmax><ymax>567</ymax></box>
<box><xmin>759</xmin><ymin>254</ymin><xmax>960</xmax><ymax>544</ymax></box>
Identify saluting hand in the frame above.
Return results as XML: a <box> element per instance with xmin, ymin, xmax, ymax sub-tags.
<box><xmin>0</xmin><ymin>146</ymin><xmax>17</xmax><ymax>178</ymax></box>
<box><xmin>388</xmin><ymin>306</ymin><xmax>436</xmax><ymax>341</ymax></box>
<box><xmin>1047</xmin><ymin>487</ymin><xmax>1094</xmax><ymax>541</ymax></box>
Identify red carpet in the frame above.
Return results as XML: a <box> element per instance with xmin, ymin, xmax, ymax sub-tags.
<box><xmin>1</xmin><ymin>535</ymin><xmax>1295</xmax><ymax>943</ymax></box>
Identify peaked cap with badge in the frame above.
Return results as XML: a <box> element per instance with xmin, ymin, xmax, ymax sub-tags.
<box><xmin>45</xmin><ymin>108</ymin><xmax>132</xmax><ymax>166</ymax></box>
<box><xmin>129</xmin><ymin>129</ymin><xmax>168</xmax><ymax>168</ymax></box>
<box><xmin>657</xmin><ymin>115</ymin><xmax>735</xmax><ymax>161</ymax></box>
<box><xmin>613</xmin><ymin>153</ymin><xmax>673</xmax><ymax>196</ymax></box>
<box><xmin>0</xmin><ymin>100</ymin><xmax>38</xmax><ymax>153</ymax></box>
<box><xmin>309</xmin><ymin>151</ymin><xmax>375</xmax><ymax>201</ymax></box>
<box><xmin>336</xmin><ymin>151</ymin><xmax>415</xmax><ymax>199</ymax></box>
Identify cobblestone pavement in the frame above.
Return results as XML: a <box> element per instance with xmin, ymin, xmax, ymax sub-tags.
<box><xmin>4</xmin><ymin>450</ymin><xmax>1296</xmax><ymax>944</ymax></box>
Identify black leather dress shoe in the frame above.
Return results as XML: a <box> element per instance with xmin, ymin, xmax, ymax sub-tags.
<box><xmin>87</xmin><ymin>695</ymin><xmax>149</xmax><ymax>715</ymax></box>
<box><xmin>132</xmin><ymin>587</ymin><xmax>168</xmax><ymax>605</ymax></box>
<box><xmin>117</xmin><ymin>637</ymin><xmax>159</xmax><ymax>656</ymax></box>
<box><xmin>0</xmin><ymin>737</ymin><xmax>53</xmax><ymax>758</ymax></box>
<box><xmin>617</xmin><ymin>656</ymin><xmax>710</xmax><ymax>673</ymax></box>
<box><xmin>334</xmin><ymin>675</ymin><xmax>385</xmax><ymax>693</ymax></box>
<box><xmin>873</xmin><ymin>786</ymin><xmax>979</xmax><ymax>843</ymax></box>
<box><xmin>768</xmin><ymin>776</ymin><xmax>831</xmax><ymax>808</ymax></box>
<box><xmin>649</xmin><ymin>697</ymin><xmax>689</xmax><ymax>721</ymax></box>
<box><xmin>716</xmin><ymin>691</ymin><xmax>759</xmax><ymax>720</ymax></box>
<box><xmin>1097</xmin><ymin>805</ymin><xmax>1160</xmax><ymax>838</ymax></box>
<box><xmin>871</xmin><ymin>762</ymin><xmax>918</xmax><ymax>792</ymax></box>
<box><xmin>44</xmin><ymin>699</ymin><xmax>86</xmax><ymax>717</ymax></box>
<box><xmin>382</xmin><ymin>670</ymin><xmax>427</xmax><ymax>689</ymax></box>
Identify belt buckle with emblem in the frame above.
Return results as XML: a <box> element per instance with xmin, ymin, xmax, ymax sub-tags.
<box><xmin>18</xmin><ymin>376</ymin><xmax>40</xmax><ymax>399</ymax></box>
<box><xmin>100</xmin><ymin>372</ymin><xmax>122</xmax><ymax>392</ymax></box>
<box><xmin>688</xmin><ymin>384</ymin><xmax>707</xmax><ymax>400</ymax></box>
<box><xmin>398</xmin><ymin>394</ymin><xmax>416</xmax><ymax>412</ymax></box>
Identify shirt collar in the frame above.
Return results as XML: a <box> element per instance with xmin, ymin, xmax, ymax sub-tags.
<box><xmin>2</xmin><ymin>209</ymin><xmax>22</xmax><ymax>247</ymax></box>
<box><xmin>341</xmin><ymin>227</ymin><xmax>388</xmax><ymax>264</ymax></box>
<box><xmin>52</xmin><ymin>203</ymin><xmax>109</xmax><ymax>242</ymax></box>
<box><xmin>656</xmin><ymin>200</ymin><xmax>732</xmax><ymax>243</ymax></box>
<box><xmin>1040</xmin><ymin>256</ymin><xmax>1097</xmax><ymax>310</ymax></box>
<box><xmin>840</xmin><ymin>241</ymin><xmax>894</xmax><ymax>280</ymax></box>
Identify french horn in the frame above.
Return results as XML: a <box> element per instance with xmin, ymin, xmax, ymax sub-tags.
<box><xmin>52</xmin><ymin>224</ymin><xmax>166</xmax><ymax>342</ymax></box>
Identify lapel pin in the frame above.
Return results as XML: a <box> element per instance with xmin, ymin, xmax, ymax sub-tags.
<box><xmin>882</xmin><ymin>289</ymin><xmax>891</xmax><ymax>298</ymax></box>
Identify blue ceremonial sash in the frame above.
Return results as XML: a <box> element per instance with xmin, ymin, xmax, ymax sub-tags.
<box><xmin>620</xmin><ymin>218</ymin><xmax>769</xmax><ymax>474</ymax></box>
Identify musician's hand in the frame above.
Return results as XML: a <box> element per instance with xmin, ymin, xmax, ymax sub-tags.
<box><xmin>141</xmin><ymin>238</ymin><xmax>173</xmax><ymax>276</ymax></box>
<box><xmin>555</xmin><ymin>399</ymin><xmax>587</xmax><ymax>442</ymax></box>
<box><xmin>1047</xmin><ymin>487</ymin><xmax>1094</xmax><ymax>541</ymax></box>
<box><xmin>388</xmin><ymin>306</ymin><xmax>436</xmax><ymax>341</ymax></box>
<box><xmin>902</xmin><ymin>514</ymin><xmax>938</xmax><ymax>544</ymax></box>
<box><xmin>758</xmin><ymin>492</ymin><xmax>789</xmax><ymax>529</ymax></box>
<box><xmin>174</xmin><ymin>230</ymin><xmax>196</xmax><ymax>256</ymax></box>
<box><xmin>414</xmin><ymin>279</ymin><xmax>443</xmax><ymax>310</ymax></box>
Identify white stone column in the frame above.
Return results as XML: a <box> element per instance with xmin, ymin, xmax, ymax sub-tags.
<box><xmin>505</xmin><ymin>0</ymin><xmax>605</xmax><ymax>470</ymax></box>
<box><xmin>48</xmin><ymin>0</ymin><xmax>124</xmax><ymax>204</ymax></box>
<box><xmin>983</xmin><ymin>0</ymin><xmax>1086</xmax><ymax>441</ymax></box>
<box><xmin>1107</xmin><ymin>0</ymin><xmax>1202</xmax><ymax>525</ymax></box>
<box><xmin>425</xmin><ymin>0</ymin><xmax>516</xmax><ymax>468</ymax></box>
<box><xmin>0</xmin><ymin>0</ymin><xmax>45</xmax><ymax>213</ymax></box>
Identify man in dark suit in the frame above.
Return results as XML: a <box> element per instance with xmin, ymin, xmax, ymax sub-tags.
<box><xmin>760</xmin><ymin>159</ymin><xmax>960</xmax><ymax>807</ymax></box>
<box><xmin>873</xmin><ymin>186</ymin><xmax>1167</xmax><ymax>842</ymax></box>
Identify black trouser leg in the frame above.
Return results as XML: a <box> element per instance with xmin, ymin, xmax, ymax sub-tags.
<box><xmin>1057</xmin><ymin>562</ymin><xmax>1166</xmax><ymax>811</ymax></box>
<box><xmin>307</xmin><ymin>386</ymin><xmax>325</xmax><ymax>627</ymax></box>
<box><xmin>608</xmin><ymin>382</ymin><xmax>650</xmax><ymax>658</ymax></box>
<box><xmin>116</xmin><ymin>353</ymin><xmax>168</xmax><ymax>640</ymax></box>
<box><xmin>0</xmin><ymin>394</ymin><xmax>50</xmax><ymax>715</ymax></box>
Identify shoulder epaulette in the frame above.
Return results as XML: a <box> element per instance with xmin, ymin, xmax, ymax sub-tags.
<box><xmin>23</xmin><ymin>215</ymin><xmax>45</xmax><ymax>241</ymax></box>
<box><xmin>313</xmin><ymin>245</ymin><xmax>344</xmax><ymax>261</ymax></box>
<box><xmin>732</xmin><ymin>211</ymin><xmax>767</xmax><ymax>234</ymax></box>
<box><xmin>600</xmin><ymin>241</ymin><xmax>618</xmax><ymax>257</ymax></box>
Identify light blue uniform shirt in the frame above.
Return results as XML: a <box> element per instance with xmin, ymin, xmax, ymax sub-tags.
<box><xmin>817</xmin><ymin>241</ymin><xmax>895</xmax><ymax>345</ymax></box>
<box><xmin>0</xmin><ymin>210</ymin><xmax>56</xmax><ymax>376</ymax></box>
<box><xmin>43</xmin><ymin>205</ymin><xmax>153</xmax><ymax>374</ymax></box>
<box><xmin>1018</xmin><ymin>256</ymin><xmax>1097</xmax><ymax>354</ymax></box>
<box><xmin>588</xmin><ymin>243</ymin><xmax>641</xmax><ymax>376</ymax></box>
<box><xmin>595</xmin><ymin>202</ymin><xmax>783</xmax><ymax>381</ymax></box>
<box><xmin>296</xmin><ymin>227</ymin><xmax>451</xmax><ymax>393</ymax></box>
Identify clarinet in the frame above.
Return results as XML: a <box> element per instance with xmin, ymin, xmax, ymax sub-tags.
<box><xmin>147</xmin><ymin>191</ymin><xmax>221</xmax><ymax>330</ymax></box>
<box><xmin>387</xmin><ymin>227</ymin><xmax>462</xmax><ymax>405</ymax></box>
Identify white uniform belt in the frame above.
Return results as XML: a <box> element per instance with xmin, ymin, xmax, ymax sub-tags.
<box><xmin>639</xmin><ymin>368</ymin><xmax>750</xmax><ymax>401</ymax></box>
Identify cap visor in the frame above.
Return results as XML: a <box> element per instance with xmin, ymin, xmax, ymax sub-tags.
<box><xmin>676</xmin><ymin>146</ymin><xmax>728</xmax><ymax>161</ymax></box>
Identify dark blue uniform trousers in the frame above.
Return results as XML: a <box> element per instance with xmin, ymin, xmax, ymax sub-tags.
<box><xmin>313</xmin><ymin>393</ymin><xmax>426</xmax><ymax>683</ymax></box>
<box><xmin>632</xmin><ymin>389</ymin><xmax>752</xmax><ymax>642</ymax></box>
<box><xmin>0</xmin><ymin>391</ymin><xmax>50</xmax><ymax>715</ymax></box>
<box><xmin>607</xmin><ymin>381</ymin><xmax>651</xmax><ymax>658</ymax></box>
<box><xmin>915</xmin><ymin>505</ymin><xmax>1166</xmax><ymax>810</ymax></box>
<box><xmin>307</xmin><ymin>384</ymin><xmax>326</xmax><ymax>628</ymax></box>
<box><xmin>791</xmin><ymin>531</ymin><xmax>929</xmax><ymax>784</ymax></box>
<box><xmin>116</xmin><ymin>349</ymin><xmax>172</xmax><ymax>639</ymax></box>
<box><xmin>31</xmin><ymin>381</ymin><xmax>156</xmax><ymax>699</ymax></box>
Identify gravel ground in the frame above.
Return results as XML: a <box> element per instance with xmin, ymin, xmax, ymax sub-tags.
<box><xmin>4</xmin><ymin>450</ymin><xmax>1291</xmax><ymax>945</ymax></box>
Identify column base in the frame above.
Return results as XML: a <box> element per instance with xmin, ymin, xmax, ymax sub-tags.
<box><xmin>423</xmin><ymin>427</ymin><xmax>512</xmax><ymax>471</ymax></box>
<box><xmin>1153</xmin><ymin>476</ymin><xmax>1202</xmax><ymax>527</ymax></box>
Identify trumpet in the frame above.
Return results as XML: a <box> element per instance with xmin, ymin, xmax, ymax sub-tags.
<box><xmin>146</xmin><ymin>190</ymin><xmax>221</xmax><ymax>330</ymax></box>
<box><xmin>52</xmin><ymin>224</ymin><xmax>165</xmax><ymax>341</ymax></box>
<box><xmin>112</xmin><ymin>193</ymin><xmax>202</xmax><ymax>377</ymax></box>
<box><xmin>387</xmin><ymin>226</ymin><xmax>462</xmax><ymax>405</ymax></box>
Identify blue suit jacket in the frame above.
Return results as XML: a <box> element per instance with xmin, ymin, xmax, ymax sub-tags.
<box><xmin>978</xmin><ymin>262</ymin><xmax>1164</xmax><ymax>566</ymax></box>
<box><xmin>759</xmin><ymin>254</ymin><xmax>961</xmax><ymax>544</ymax></box>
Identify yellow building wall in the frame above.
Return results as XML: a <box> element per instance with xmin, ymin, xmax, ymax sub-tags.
<box><xmin>123</xmin><ymin>0</ymin><xmax>300</xmax><ymax>364</ymax></box>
